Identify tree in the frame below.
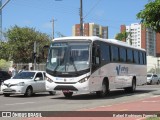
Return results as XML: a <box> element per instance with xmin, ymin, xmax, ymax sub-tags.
<box><xmin>115</xmin><ymin>32</ymin><xmax>127</xmax><ymax>41</ymax></box>
<box><xmin>6</xmin><ymin>25</ymin><xmax>51</xmax><ymax>63</ymax></box>
<box><xmin>0</xmin><ymin>59</ymin><xmax>11</xmax><ymax>71</ymax></box>
<box><xmin>0</xmin><ymin>42</ymin><xmax>10</xmax><ymax>61</ymax></box>
<box><xmin>137</xmin><ymin>0</ymin><xmax>160</xmax><ymax>33</ymax></box>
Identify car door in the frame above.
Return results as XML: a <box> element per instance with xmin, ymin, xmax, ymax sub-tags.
<box><xmin>34</xmin><ymin>72</ymin><xmax>46</xmax><ymax>92</ymax></box>
<box><xmin>153</xmin><ymin>74</ymin><xmax>158</xmax><ymax>84</ymax></box>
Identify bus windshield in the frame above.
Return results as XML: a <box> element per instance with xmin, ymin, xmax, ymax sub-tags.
<box><xmin>46</xmin><ymin>41</ymin><xmax>91</xmax><ymax>75</ymax></box>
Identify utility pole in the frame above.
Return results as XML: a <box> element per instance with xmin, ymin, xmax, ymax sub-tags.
<box><xmin>0</xmin><ymin>0</ymin><xmax>10</xmax><ymax>10</ymax></box>
<box><xmin>80</xmin><ymin>0</ymin><xmax>83</xmax><ymax>36</ymax></box>
<box><xmin>0</xmin><ymin>0</ymin><xmax>10</xmax><ymax>41</ymax></box>
<box><xmin>51</xmin><ymin>18</ymin><xmax>56</xmax><ymax>40</ymax></box>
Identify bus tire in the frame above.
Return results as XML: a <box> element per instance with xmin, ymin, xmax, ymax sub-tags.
<box><xmin>125</xmin><ymin>78</ymin><xmax>136</xmax><ymax>93</ymax></box>
<box><xmin>63</xmin><ymin>92</ymin><xmax>73</xmax><ymax>98</ymax></box>
<box><xmin>96</xmin><ymin>81</ymin><xmax>109</xmax><ymax>97</ymax></box>
<box><xmin>3</xmin><ymin>93</ymin><xmax>10</xmax><ymax>97</ymax></box>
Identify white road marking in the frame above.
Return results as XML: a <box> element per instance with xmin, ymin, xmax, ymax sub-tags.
<box><xmin>142</xmin><ymin>101</ymin><xmax>159</xmax><ymax>103</ymax></box>
<box><xmin>5</xmin><ymin>102</ymin><xmax>35</xmax><ymax>106</ymax></box>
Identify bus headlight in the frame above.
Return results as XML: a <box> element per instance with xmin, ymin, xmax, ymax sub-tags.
<box><xmin>78</xmin><ymin>76</ymin><xmax>90</xmax><ymax>83</ymax></box>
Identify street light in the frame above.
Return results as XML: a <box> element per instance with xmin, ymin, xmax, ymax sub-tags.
<box><xmin>80</xmin><ymin>0</ymin><xmax>83</xmax><ymax>36</ymax></box>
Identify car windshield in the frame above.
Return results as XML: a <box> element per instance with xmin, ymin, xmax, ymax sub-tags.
<box><xmin>46</xmin><ymin>41</ymin><xmax>90</xmax><ymax>73</ymax></box>
<box><xmin>147</xmin><ymin>74</ymin><xmax>152</xmax><ymax>77</ymax></box>
<box><xmin>12</xmin><ymin>72</ymin><xmax>35</xmax><ymax>79</ymax></box>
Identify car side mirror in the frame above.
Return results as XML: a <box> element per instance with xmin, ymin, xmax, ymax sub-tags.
<box><xmin>35</xmin><ymin>77</ymin><xmax>40</xmax><ymax>81</ymax></box>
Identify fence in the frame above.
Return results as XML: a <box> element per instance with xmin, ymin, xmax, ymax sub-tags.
<box><xmin>15</xmin><ymin>63</ymin><xmax>46</xmax><ymax>71</ymax></box>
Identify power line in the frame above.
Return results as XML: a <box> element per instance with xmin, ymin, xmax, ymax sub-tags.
<box><xmin>83</xmin><ymin>0</ymin><xmax>101</xmax><ymax>19</ymax></box>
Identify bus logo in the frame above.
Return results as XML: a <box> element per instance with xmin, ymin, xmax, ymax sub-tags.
<box><xmin>116</xmin><ymin>65</ymin><xmax>128</xmax><ymax>75</ymax></box>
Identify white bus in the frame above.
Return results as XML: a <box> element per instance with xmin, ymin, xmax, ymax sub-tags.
<box><xmin>45</xmin><ymin>36</ymin><xmax>147</xmax><ymax>98</ymax></box>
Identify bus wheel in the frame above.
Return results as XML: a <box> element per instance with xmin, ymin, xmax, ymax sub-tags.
<box><xmin>63</xmin><ymin>92</ymin><xmax>73</xmax><ymax>98</ymax></box>
<box><xmin>125</xmin><ymin>79</ymin><xmax>136</xmax><ymax>93</ymax></box>
<box><xmin>96</xmin><ymin>81</ymin><xmax>109</xmax><ymax>97</ymax></box>
<box><xmin>3</xmin><ymin>93</ymin><xmax>10</xmax><ymax>97</ymax></box>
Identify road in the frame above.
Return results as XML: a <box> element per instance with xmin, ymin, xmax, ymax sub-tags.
<box><xmin>0</xmin><ymin>85</ymin><xmax>160</xmax><ymax>120</ymax></box>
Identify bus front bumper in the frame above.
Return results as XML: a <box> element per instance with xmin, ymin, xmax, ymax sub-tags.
<box><xmin>46</xmin><ymin>81</ymin><xmax>90</xmax><ymax>93</ymax></box>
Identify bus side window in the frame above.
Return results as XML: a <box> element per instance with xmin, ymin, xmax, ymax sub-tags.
<box><xmin>133</xmin><ymin>50</ymin><xmax>139</xmax><ymax>64</ymax></box>
<box><xmin>95</xmin><ymin>46</ymin><xmax>100</xmax><ymax>65</ymax></box>
<box><xmin>127</xmin><ymin>49</ymin><xmax>133</xmax><ymax>63</ymax></box>
<box><xmin>111</xmin><ymin>46</ymin><xmax>119</xmax><ymax>62</ymax></box>
<box><xmin>100</xmin><ymin>43</ymin><xmax>110</xmax><ymax>64</ymax></box>
<box><xmin>92</xmin><ymin>43</ymin><xmax>101</xmax><ymax>72</ymax></box>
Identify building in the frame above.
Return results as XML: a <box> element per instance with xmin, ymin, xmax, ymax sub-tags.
<box><xmin>147</xmin><ymin>56</ymin><xmax>160</xmax><ymax>74</ymax></box>
<box><xmin>72</xmin><ymin>23</ymin><xmax>108</xmax><ymax>39</ymax></box>
<box><xmin>120</xmin><ymin>23</ymin><xmax>160</xmax><ymax>57</ymax></box>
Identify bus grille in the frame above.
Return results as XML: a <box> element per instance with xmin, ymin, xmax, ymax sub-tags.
<box><xmin>54</xmin><ymin>85</ymin><xmax>78</xmax><ymax>91</ymax></box>
<box><xmin>54</xmin><ymin>82</ymin><xmax>76</xmax><ymax>84</ymax></box>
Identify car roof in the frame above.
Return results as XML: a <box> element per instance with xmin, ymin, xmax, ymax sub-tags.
<box><xmin>21</xmin><ymin>71</ymin><xmax>45</xmax><ymax>73</ymax></box>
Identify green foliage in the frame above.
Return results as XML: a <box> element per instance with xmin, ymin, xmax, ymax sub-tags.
<box><xmin>0</xmin><ymin>59</ymin><xmax>11</xmax><ymax>71</ymax></box>
<box><xmin>115</xmin><ymin>32</ymin><xmax>128</xmax><ymax>41</ymax></box>
<box><xmin>0</xmin><ymin>42</ymin><xmax>10</xmax><ymax>61</ymax></box>
<box><xmin>146</xmin><ymin>117</ymin><xmax>160</xmax><ymax>120</ymax></box>
<box><xmin>5</xmin><ymin>25</ymin><xmax>51</xmax><ymax>63</ymax></box>
<box><xmin>137</xmin><ymin>0</ymin><xmax>160</xmax><ymax>32</ymax></box>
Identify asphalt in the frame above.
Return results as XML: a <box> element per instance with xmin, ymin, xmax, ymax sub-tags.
<box><xmin>1</xmin><ymin>86</ymin><xmax>160</xmax><ymax>120</ymax></box>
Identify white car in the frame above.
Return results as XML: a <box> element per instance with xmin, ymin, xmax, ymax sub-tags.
<box><xmin>147</xmin><ymin>73</ymin><xmax>160</xmax><ymax>85</ymax></box>
<box><xmin>1</xmin><ymin>71</ymin><xmax>56</xmax><ymax>97</ymax></box>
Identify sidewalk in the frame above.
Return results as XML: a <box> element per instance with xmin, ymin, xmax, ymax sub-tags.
<box><xmin>23</xmin><ymin>92</ymin><xmax>160</xmax><ymax>120</ymax></box>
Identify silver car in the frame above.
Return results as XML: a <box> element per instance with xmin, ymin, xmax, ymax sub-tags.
<box><xmin>147</xmin><ymin>73</ymin><xmax>160</xmax><ymax>85</ymax></box>
<box><xmin>1</xmin><ymin>71</ymin><xmax>56</xmax><ymax>97</ymax></box>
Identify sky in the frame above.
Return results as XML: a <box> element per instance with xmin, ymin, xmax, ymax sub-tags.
<box><xmin>2</xmin><ymin>0</ymin><xmax>149</xmax><ymax>39</ymax></box>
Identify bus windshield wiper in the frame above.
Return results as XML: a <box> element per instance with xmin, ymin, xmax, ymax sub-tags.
<box><xmin>53</xmin><ymin>64</ymin><xmax>59</xmax><ymax>73</ymax></box>
<box><xmin>70</xmin><ymin>57</ymin><xmax>79</xmax><ymax>75</ymax></box>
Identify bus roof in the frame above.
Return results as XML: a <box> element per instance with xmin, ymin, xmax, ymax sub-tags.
<box><xmin>52</xmin><ymin>36</ymin><xmax>146</xmax><ymax>51</ymax></box>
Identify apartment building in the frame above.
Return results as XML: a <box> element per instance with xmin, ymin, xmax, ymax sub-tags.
<box><xmin>72</xmin><ymin>23</ymin><xmax>108</xmax><ymax>39</ymax></box>
<box><xmin>120</xmin><ymin>23</ymin><xmax>160</xmax><ymax>57</ymax></box>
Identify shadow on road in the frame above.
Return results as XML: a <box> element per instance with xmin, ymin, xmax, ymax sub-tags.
<box><xmin>1</xmin><ymin>92</ymin><xmax>59</xmax><ymax>98</ymax></box>
<box><xmin>51</xmin><ymin>88</ymin><xmax>156</xmax><ymax>100</ymax></box>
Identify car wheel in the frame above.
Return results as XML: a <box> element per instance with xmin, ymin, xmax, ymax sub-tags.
<box><xmin>49</xmin><ymin>91</ymin><xmax>56</xmax><ymax>95</ymax></box>
<box><xmin>63</xmin><ymin>92</ymin><xmax>73</xmax><ymax>98</ymax></box>
<box><xmin>24</xmin><ymin>87</ymin><xmax>33</xmax><ymax>97</ymax></box>
<box><xmin>157</xmin><ymin>80</ymin><xmax>160</xmax><ymax>85</ymax></box>
<box><xmin>3</xmin><ymin>93</ymin><xmax>10</xmax><ymax>97</ymax></box>
<box><xmin>150</xmin><ymin>80</ymin><xmax>153</xmax><ymax>85</ymax></box>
